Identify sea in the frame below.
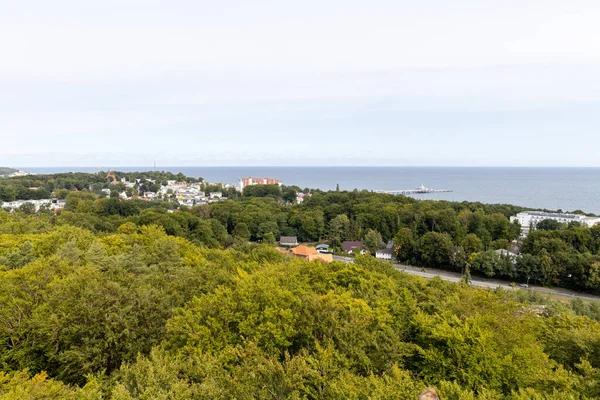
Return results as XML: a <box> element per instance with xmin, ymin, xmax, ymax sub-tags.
<box><xmin>21</xmin><ymin>167</ymin><xmax>600</xmax><ymax>215</ymax></box>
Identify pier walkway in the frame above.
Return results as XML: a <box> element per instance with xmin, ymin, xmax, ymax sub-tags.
<box><xmin>375</xmin><ymin>185</ymin><xmax>452</xmax><ymax>195</ymax></box>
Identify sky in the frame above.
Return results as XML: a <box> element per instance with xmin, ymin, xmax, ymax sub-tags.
<box><xmin>1</xmin><ymin>0</ymin><xmax>600</xmax><ymax>167</ymax></box>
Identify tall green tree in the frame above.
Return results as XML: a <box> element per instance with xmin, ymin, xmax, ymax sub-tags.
<box><xmin>232</xmin><ymin>222</ymin><xmax>251</xmax><ymax>241</ymax></box>
<box><xmin>393</xmin><ymin>227</ymin><xmax>416</xmax><ymax>262</ymax></box>
<box><xmin>460</xmin><ymin>233</ymin><xmax>483</xmax><ymax>257</ymax></box>
<box><xmin>419</xmin><ymin>232</ymin><xmax>454</xmax><ymax>267</ymax></box>
<box><xmin>327</xmin><ymin>214</ymin><xmax>350</xmax><ymax>249</ymax></box>
<box><xmin>363</xmin><ymin>229</ymin><xmax>384</xmax><ymax>254</ymax></box>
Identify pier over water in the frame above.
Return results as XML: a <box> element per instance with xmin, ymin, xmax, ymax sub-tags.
<box><xmin>375</xmin><ymin>184</ymin><xmax>452</xmax><ymax>195</ymax></box>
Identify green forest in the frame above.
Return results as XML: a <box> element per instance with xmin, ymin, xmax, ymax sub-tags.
<box><xmin>0</xmin><ymin>169</ymin><xmax>18</xmax><ymax>177</ymax></box>
<box><xmin>2</xmin><ymin>214</ymin><xmax>600</xmax><ymax>398</ymax></box>
<box><xmin>1</xmin><ymin>171</ymin><xmax>600</xmax><ymax>398</ymax></box>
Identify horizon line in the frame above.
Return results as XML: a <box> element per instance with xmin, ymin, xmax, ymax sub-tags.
<box><xmin>15</xmin><ymin>165</ymin><xmax>600</xmax><ymax>169</ymax></box>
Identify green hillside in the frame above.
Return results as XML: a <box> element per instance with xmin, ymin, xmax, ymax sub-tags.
<box><xmin>0</xmin><ymin>212</ymin><xmax>599</xmax><ymax>398</ymax></box>
<box><xmin>1</xmin><ymin>172</ymin><xmax>600</xmax><ymax>398</ymax></box>
<box><xmin>0</xmin><ymin>167</ymin><xmax>17</xmax><ymax>176</ymax></box>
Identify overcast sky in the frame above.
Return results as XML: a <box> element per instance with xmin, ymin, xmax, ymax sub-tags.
<box><xmin>1</xmin><ymin>0</ymin><xmax>600</xmax><ymax>167</ymax></box>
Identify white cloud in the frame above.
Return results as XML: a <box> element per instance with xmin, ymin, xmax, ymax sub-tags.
<box><xmin>1</xmin><ymin>0</ymin><xmax>600</xmax><ymax>166</ymax></box>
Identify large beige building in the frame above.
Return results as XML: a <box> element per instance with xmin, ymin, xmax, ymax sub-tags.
<box><xmin>238</xmin><ymin>177</ymin><xmax>281</xmax><ymax>191</ymax></box>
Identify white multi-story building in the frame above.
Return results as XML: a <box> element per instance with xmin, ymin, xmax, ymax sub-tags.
<box><xmin>179</xmin><ymin>198</ymin><xmax>195</xmax><ymax>207</ymax></box>
<box><xmin>510</xmin><ymin>212</ymin><xmax>600</xmax><ymax>236</ymax></box>
<box><xmin>1</xmin><ymin>199</ymin><xmax>65</xmax><ymax>212</ymax></box>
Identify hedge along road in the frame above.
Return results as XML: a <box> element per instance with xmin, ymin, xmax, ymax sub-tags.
<box><xmin>332</xmin><ymin>256</ymin><xmax>600</xmax><ymax>302</ymax></box>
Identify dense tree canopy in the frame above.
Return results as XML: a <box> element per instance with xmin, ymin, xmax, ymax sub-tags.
<box><xmin>0</xmin><ymin>219</ymin><xmax>599</xmax><ymax>398</ymax></box>
<box><xmin>2</xmin><ymin>172</ymin><xmax>600</xmax><ymax>397</ymax></box>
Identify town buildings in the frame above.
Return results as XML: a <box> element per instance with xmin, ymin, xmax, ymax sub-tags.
<box><xmin>1</xmin><ymin>179</ymin><xmax>228</xmax><ymax>214</ymax></box>
<box><xmin>295</xmin><ymin>192</ymin><xmax>312</xmax><ymax>204</ymax></box>
<box><xmin>155</xmin><ymin>182</ymin><xmax>228</xmax><ymax>207</ymax></box>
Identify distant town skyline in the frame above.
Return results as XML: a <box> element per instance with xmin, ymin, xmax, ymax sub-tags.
<box><xmin>2</xmin><ymin>1</ymin><xmax>600</xmax><ymax>167</ymax></box>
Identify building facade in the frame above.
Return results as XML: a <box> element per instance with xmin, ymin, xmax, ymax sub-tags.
<box><xmin>375</xmin><ymin>241</ymin><xmax>395</xmax><ymax>260</ymax></box>
<box><xmin>510</xmin><ymin>211</ymin><xmax>600</xmax><ymax>228</ymax></box>
<box><xmin>510</xmin><ymin>211</ymin><xmax>600</xmax><ymax>237</ymax></box>
<box><xmin>238</xmin><ymin>177</ymin><xmax>281</xmax><ymax>191</ymax></box>
<box><xmin>342</xmin><ymin>241</ymin><xmax>364</xmax><ymax>254</ymax></box>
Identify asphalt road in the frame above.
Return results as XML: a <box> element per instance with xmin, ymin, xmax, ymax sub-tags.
<box><xmin>332</xmin><ymin>256</ymin><xmax>600</xmax><ymax>302</ymax></box>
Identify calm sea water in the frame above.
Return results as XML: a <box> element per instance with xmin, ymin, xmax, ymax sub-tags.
<box><xmin>22</xmin><ymin>167</ymin><xmax>600</xmax><ymax>215</ymax></box>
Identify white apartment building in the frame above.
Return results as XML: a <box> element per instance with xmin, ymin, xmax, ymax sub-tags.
<box><xmin>510</xmin><ymin>211</ymin><xmax>600</xmax><ymax>233</ymax></box>
<box><xmin>1</xmin><ymin>199</ymin><xmax>65</xmax><ymax>212</ymax></box>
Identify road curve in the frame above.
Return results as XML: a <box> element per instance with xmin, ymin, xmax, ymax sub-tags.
<box><xmin>332</xmin><ymin>256</ymin><xmax>600</xmax><ymax>302</ymax></box>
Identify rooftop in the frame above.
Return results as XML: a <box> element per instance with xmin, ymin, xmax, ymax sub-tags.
<box><xmin>291</xmin><ymin>245</ymin><xmax>319</xmax><ymax>257</ymax></box>
<box><xmin>342</xmin><ymin>241</ymin><xmax>363</xmax><ymax>251</ymax></box>
<box><xmin>376</xmin><ymin>247</ymin><xmax>394</xmax><ymax>255</ymax></box>
<box><xmin>517</xmin><ymin>211</ymin><xmax>597</xmax><ymax>220</ymax></box>
<box><xmin>279</xmin><ymin>236</ymin><xmax>298</xmax><ymax>245</ymax></box>
<box><xmin>495</xmin><ymin>249</ymin><xmax>519</xmax><ymax>257</ymax></box>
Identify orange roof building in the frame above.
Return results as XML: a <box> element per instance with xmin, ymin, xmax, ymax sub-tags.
<box><xmin>308</xmin><ymin>253</ymin><xmax>333</xmax><ymax>262</ymax></box>
<box><xmin>291</xmin><ymin>245</ymin><xmax>319</xmax><ymax>258</ymax></box>
<box><xmin>291</xmin><ymin>245</ymin><xmax>332</xmax><ymax>262</ymax></box>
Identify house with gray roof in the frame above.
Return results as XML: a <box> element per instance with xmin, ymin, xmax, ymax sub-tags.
<box><xmin>375</xmin><ymin>241</ymin><xmax>395</xmax><ymax>260</ymax></box>
<box><xmin>342</xmin><ymin>240</ymin><xmax>364</xmax><ymax>254</ymax></box>
<box><xmin>279</xmin><ymin>236</ymin><xmax>299</xmax><ymax>247</ymax></box>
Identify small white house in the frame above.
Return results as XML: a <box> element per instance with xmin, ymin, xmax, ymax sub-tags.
<box><xmin>375</xmin><ymin>241</ymin><xmax>395</xmax><ymax>261</ymax></box>
<box><xmin>495</xmin><ymin>249</ymin><xmax>520</xmax><ymax>265</ymax></box>
<box><xmin>315</xmin><ymin>244</ymin><xmax>330</xmax><ymax>253</ymax></box>
<box><xmin>179</xmin><ymin>198</ymin><xmax>195</xmax><ymax>207</ymax></box>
